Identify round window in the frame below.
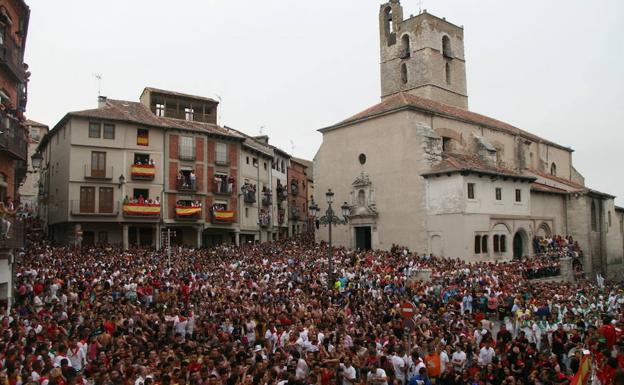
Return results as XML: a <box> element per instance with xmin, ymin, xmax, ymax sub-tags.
<box><xmin>358</xmin><ymin>153</ymin><xmax>366</xmax><ymax>165</ymax></box>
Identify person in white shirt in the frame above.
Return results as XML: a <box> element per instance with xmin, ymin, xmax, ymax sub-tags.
<box><xmin>339</xmin><ymin>357</ymin><xmax>357</xmax><ymax>385</ymax></box>
<box><xmin>439</xmin><ymin>345</ymin><xmax>450</xmax><ymax>373</ymax></box>
<box><xmin>451</xmin><ymin>345</ymin><xmax>466</xmax><ymax>372</ymax></box>
<box><xmin>478</xmin><ymin>341</ymin><xmax>495</xmax><ymax>367</ymax></box>
<box><xmin>390</xmin><ymin>349</ymin><xmax>407</xmax><ymax>385</ymax></box>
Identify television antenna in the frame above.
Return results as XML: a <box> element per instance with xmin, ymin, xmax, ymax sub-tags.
<box><xmin>259</xmin><ymin>125</ymin><xmax>265</xmax><ymax>135</ymax></box>
<box><xmin>290</xmin><ymin>140</ymin><xmax>295</xmax><ymax>155</ymax></box>
<box><xmin>214</xmin><ymin>94</ymin><xmax>223</xmax><ymax>124</ymax></box>
<box><xmin>92</xmin><ymin>73</ymin><xmax>102</xmax><ymax>96</ymax></box>
<box><xmin>417</xmin><ymin>0</ymin><xmax>424</xmax><ymax>13</ymax></box>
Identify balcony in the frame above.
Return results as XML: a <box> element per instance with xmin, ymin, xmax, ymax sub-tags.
<box><xmin>0</xmin><ymin>117</ymin><xmax>27</xmax><ymax>161</ymax></box>
<box><xmin>259</xmin><ymin>215</ymin><xmax>271</xmax><ymax>228</ymax></box>
<box><xmin>243</xmin><ymin>190</ymin><xmax>256</xmax><ymax>204</ymax></box>
<box><xmin>130</xmin><ymin>164</ymin><xmax>156</xmax><ymax>181</ymax></box>
<box><xmin>0</xmin><ymin>36</ymin><xmax>25</xmax><ymax>81</ymax></box>
<box><xmin>0</xmin><ymin>220</ymin><xmax>25</xmax><ymax>250</ymax></box>
<box><xmin>71</xmin><ymin>201</ymin><xmax>119</xmax><ymax>216</ymax></box>
<box><xmin>175</xmin><ymin>204</ymin><xmax>202</xmax><ymax>220</ymax></box>
<box><xmin>84</xmin><ymin>165</ymin><xmax>114</xmax><ymax>180</ymax></box>
<box><xmin>177</xmin><ymin>178</ymin><xmax>197</xmax><ymax>192</ymax></box>
<box><xmin>262</xmin><ymin>195</ymin><xmax>272</xmax><ymax>206</ymax></box>
<box><xmin>122</xmin><ymin>202</ymin><xmax>161</xmax><ymax>218</ymax></box>
<box><xmin>211</xmin><ymin>209</ymin><xmax>235</xmax><ymax>224</ymax></box>
<box><xmin>276</xmin><ymin>188</ymin><xmax>288</xmax><ymax>202</ymax></box>
<box><xmin>215</xmin><ymin>157</ymin><xmax>230</xmax><ymax>167</ymax></box>
<box><xmin>290</xmin><ymin>182</ymin><xmax>299</xmax><ymax>196</ymax></box>
<box><xmin>213</xmin><ymin>180</ymin><xmax>232</xmax><ymax>196</ymax></box>
<box><xmin>278</xmin><ymin>208</ymin><xmax>286</xmax><ymax>225</ymax></box>
<box><xmin>290</xmin><ymin>207</ymin><xmax>301</xmax><ymax>220</ymax></box>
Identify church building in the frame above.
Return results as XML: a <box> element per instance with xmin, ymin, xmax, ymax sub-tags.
<box><xmin>314</xmin><ymin>0</ymin><xmax>624</xmax><ymax>278</ymax></box>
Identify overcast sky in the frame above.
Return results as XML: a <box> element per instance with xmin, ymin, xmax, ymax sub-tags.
<box><xmin>25</xmin><ymin>0</ymin><xmax>623</xmax><ymax>204</ymax></box>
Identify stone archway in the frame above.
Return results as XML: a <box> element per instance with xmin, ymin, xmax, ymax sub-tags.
<box><xmin>536</xmin><ymin>222</ymin><xmax>552</xmax><ymax>238</ymax></box>
<box><xmin>513</xmin><ymin>229</ymin><xmax>528</xmax><ymax>259</ymax></box>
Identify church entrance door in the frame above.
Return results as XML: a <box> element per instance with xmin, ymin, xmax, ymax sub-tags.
<box><xmin>355</xmin><ymin>227</ymin><xmax>372</xmax><ymax>250</ymax></box>
<box><xmin>513</xmin><ymin>232</ymin><xmax>524</xmax><ymax>259</ymax></box>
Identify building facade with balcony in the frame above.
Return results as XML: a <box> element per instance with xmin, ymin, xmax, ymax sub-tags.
<box><xmin>271</xmin><ymin>147</ymin><xmax>290</xmax><ymax>239</ymax></box>
<box><xmin>288</xmin><ymin>158</ymin><xmax>309</xmax><ymax>236</ymax></box>
<box><xmin>18</xmin><ymin>119</ymin><xmax>47</xmax><ymax>210</ymax></box>
<box><xmin>0</xmin><ymin>0</ymin><xmax>30</xmax><ymax>307</ymax></box>
<box><xmin>292</xmin><ymin>157</ymin><xmax>314</xmax><ymax>234</ymax></box>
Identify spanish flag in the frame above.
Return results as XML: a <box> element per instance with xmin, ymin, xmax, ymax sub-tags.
<box><xmin>213</xmin><ymin>210</ymin><xmax>234</xmax><ymax>220</ymax></box>
<box><xmin>137</xmin><ymin>135</ymin><xmax>149</xmax><ymax>146</ymax></box>
<box><xmin>176</xmin><ymin>206</ymin><xmax>202</xmax><ymax>216</ymax></box>
<box><xmin>123</xmin><ymin>203</ymin><xmax>160</xmax><ymax>216</ymax></box>
<box><xmin>570</xmin><ymin>355</ymin><xmax>591</xmax><ymax>385</ymax></box>
<box><xmin>131</xmin><ymin>164</ymin><xmax>156</xmax><ymax>178</ymax></box>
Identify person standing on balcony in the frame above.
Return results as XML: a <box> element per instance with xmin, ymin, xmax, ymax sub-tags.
<box><xmin>214</xmin><ymin>175</ymin><xmax>222</xmax><ymax>193</ymax></box>
<box><xmin>0</xmin><ymin>202</ymin><xmax>12</xmax><ymax>238</ymax></box>
<box><xmin>190</xmin><ymin>170</ymin><xmax>196</xmax><ymax>190</ymax></box>
<box><xmin>228</xmin><ymin>176</ymin><xmax>235</xmax><ymax>193</ymax></box>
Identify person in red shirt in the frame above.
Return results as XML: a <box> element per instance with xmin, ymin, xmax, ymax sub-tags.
<box><xmin>601</xmin><ymin>318</ymin><xmax>617</xmax><ymax>351</ymax></box>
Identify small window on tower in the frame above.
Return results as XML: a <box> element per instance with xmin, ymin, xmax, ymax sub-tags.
<box><xmin>445</xmin><ymin>62</ymin><xmax>451</xmax><ymax>84</ymax></box>
<box><xmin>442</xmin><ymin>137</ymin><xmax>451</xmax><ymax>152</ymax></box>
<box><xmin>550</xmin><ymin>163</ymin><xmax>557</xmax><ymax>176</ymax></box>
<box><xmin>155</xmin><ymin>103</ymin><xmax>165</xmax><ymax>117</ymax></box>
<box><xmin>400</xmin><ymin>34</ymin><xmax>411</xmax><ymax>58</ymax></box>
<box><xmin>401</xmin><ymin>63</ymin><xmax>408</xmax><ymax>84</ymax></box>
<box><xmin>185</xmin><ymin>107</ymin><xmax>194</xmax><ymax>121</ymax></box>
<box><xmin>442</xmin><ymin>35</ymin><xmax>452</xmax><ymax>58</ymax></box>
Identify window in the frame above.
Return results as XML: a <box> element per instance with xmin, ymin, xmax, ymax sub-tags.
<box><xmin>500</xmin><ymin>235</ymin><xmax>507</xmax><ymax>253</ymax></box>
<box><xmin>99</xmin><ymin>187</ymin><xmax>114</xmax><ymax>213</ymax></box>
<box><xmin>359</xmin><ymin>153</ymin><xmax>367</xmax><ymax>165</ymax></box>
<box><xmin>133</xmin><ymin>188</ymin><xmax>149</xmax><ymax>199</ymax></box>
<box><xmin>495</xmin><ymin>188</ymin><xmax>502</xmax><ymax>201</ymax></box>
<box><xmin>88</xmin><ymin>122</ymin><xmax>101</xmax><ymax>138</ymax></box>
<box><xmin>246</xmin><ymin>156</ymin><xmax>250</xmax><ymax>165</ymax></box>
<box><xmin>216</xmin><ymin>142</ymin><xmax>228</xmax><ymax>165</ymax></box>
<box><xmin>137</xmin><ymin>128</ymin><xmax>149</xmax><ymax>146</ymax></box>
<box><xmin>445</xmin><ymin>62</ymin><xmax>451</xmax><ymax>84</ymax></box>
<box><xmin>474</xmin><ymin>235</ymin><xmax>481</xmax><ymax>254</ymax></box>
<box><xmin>550</xmin><ymin>163</ymin><xmax>557</xmax><ymax>176</ymax></box>
<box><xmin>79</xmin><ymin>186</ymin><xmax>95</xmax><ymax>213</ymax></box>
<box><xmin>252</xmin><ymin>158</ymin><xmax>258</xmax><ymax>167</ymax></box>
<box><xmin>400</xmin><ymin>34</ymin><xmax>411</xmax><ymax>58</ymax></box>
<box><xmin>608</xmin><ymin>210</ymin><xmax>612</xmax><ymax>227</ymax></box>
<box><xmin>281</xmin><ymin>160</ymin><xmax>285</xmax><ymax>172</ymax></box>
<box><xmin>102</xmin><ymin>123</ymin><xmax>115</xmax><ymax>139</ymax></box>
<box><xmin>401</xmin><ymin>63</ymin><xmax>408</xmax><ymax>84</ymax></box>
<box><xmin>442</xmin><ymin>137</ymin><xmax>451</xmax><ymax>152</ymax></box>
<box><xmin>29</xmin><ymin>128</ymin><xmax>40</xmax><ymax>141</ymax></box>
<box><xmin>442</xmin><ymin>35</ymin><xmax>452</xmax><ymax>58</ymax></box>
<box><xmin>515</xmin><ymin>189</ymin><xmax>522</xmax><ymax>202</ymax></box>
<box><xmin>493</xmin><ymin>235</ymin><xmax>500</xmax><ymax>253</ymax></box>
<box><xmin>179</xmin><ymin>136</ymin><xmax>195</xmax><ymax>160</ymax></box>
<box><xmin>91</xmin><ymin>151</ymin><xmax>106</xmax><ymax>178</ymax></box>
<box><xmin>134</xmin><ymin>153</ymin><xmax>150</xmax><ymax>165</ymax></box>
<box><xmin>263</xmin><ymin>162</ymin><xmax>267</xmax><ymax>170</ymax></box>
<box><xmin>467</xmin><ymin>183</ymin><xmax>475</xmax><ymax>199</ymax></box>
<box><xmin>155</xmin><ymin>103</ymin><xmax>165</xmax><ymax>117</ymax></box>
<box><xmin>184</xmin><ymin>107</ymin><xmax>194</xmax><ymax>121</ymax></box>
<box><xmin>245</xmin><ymin>207</ymin><xmax>249</xmax><ymax>218</ymax></box>
<box><xmin>482</xmin><ymin>235</ymin><xmax>488</xmax><ymax>253</ymax></box>
<box><xmin>591</xmin><ymin>201</ymin><xmax>597</xmax><ymax>231</ymax></box>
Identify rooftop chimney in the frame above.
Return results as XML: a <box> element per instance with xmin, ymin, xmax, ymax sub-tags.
<box><xmin>98</xmin><ymin>95</ymin><xmax>107</xmax><ymax>108</ymax></box>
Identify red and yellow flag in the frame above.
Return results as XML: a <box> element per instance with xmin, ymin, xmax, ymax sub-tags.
<box><xmin>123</xmin><ymin>203</ymin><xmax>160</xmax><ymax>216</ymax></box>
<box><xmin>213</xmin><ymin>210</ymin><xmax>235</xmax><ymax>221</ymax></box>
<box><xmin>176</xmin><ymin>206</ymin><xmax>202</xmax><ymax>216</ymax></box>
<box><xmin>131</xmin><ymin>164</ymin><xmax>156</xmax><ymax>177</ymax></box>
<box><xmin>570</xmin><ymin>355</ymin><xmax>591</xmax><ymax>385</ymax></box>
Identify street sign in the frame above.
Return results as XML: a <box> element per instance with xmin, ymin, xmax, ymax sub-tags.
<box><xmin>400</xmin><ymin>301</ymin><xmax>416</xmax><ymax>319</ymax></box>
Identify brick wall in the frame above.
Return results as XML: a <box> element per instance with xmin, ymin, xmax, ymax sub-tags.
<box><xmin>169</xmin><ymin>134</ymin><xmax>179</xmax><ymax>159</ymax></box>
<box><xmin>207</xmin><ymin>140</ymin><xmax>215</xmax><ymax>164</ymax></box>
<box><xmin>205</xmin><ymin>195</ymin><xmax>213</xmax><ymax>221</ymax></box>
<box><xmin>195</xmin><ymin>164</ymin><xmax>204</xmax><ymax>192</ymax></box>
<box><xmin>0</xmin><ymin>154</ymin><xmax>16</xmax><ymax>200</ymax></box>
<box><xmin>169</xmin><ymin>162</ymin><xmax>178</xmax><ymax>190</ymax></box>
<box><xmin>230</xmin><ymin>196</ymin><xmax>238</xmax><ymax>222</ymax></box>
<box><xmin>167</xmin><ymin>194</ymin><xmax>177</xmax><ymax>219</ymax></box>
<box><xmin>207</xmin><ymin>166</ymin><xmax>214</xmax><ymax>193</ymax></box>
<box><xmin>196</xmin><ymin>137</ymin><xmax>204</xmax><ymax>162</ymax></box>
<box><xmin>228</xmin><ymin>143</ymin><xmax>237</xmax><ymax>166</ymax></box>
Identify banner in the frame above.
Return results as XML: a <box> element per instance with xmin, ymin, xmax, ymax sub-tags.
<box><xmin>176</xmin><ymin>206</ymin><xmax>202</xmax><ymax>216</ymax></box>
<box><xmin>123</xmin><ymin>203</ymin><xmax>160</xmax><ymax>216</ymax></box>
<box><xmin>131</xmin><ymin>164</ymin><xmax>156</xmax><ymax>177</ymax></box>
<box><xmin>213</xmin><ymin>210</ymin><xmax>235</xmax><ymax>221</ymax></box>
<box><xmin>570</xmin><ymin>355</ymin><xmax>591</xmax><ymax>385</ymax></box>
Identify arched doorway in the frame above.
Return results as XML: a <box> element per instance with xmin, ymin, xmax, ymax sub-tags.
<box><xmin>513</xmin><ymin>231</ymin><xmax>526</xmax><ymax>259</ymax></box>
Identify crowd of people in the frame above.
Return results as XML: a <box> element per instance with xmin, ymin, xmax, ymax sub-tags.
<box><xmin>2</xmin><ymin>228</ymin><xmax>624</xmax><ymax>385</ymax></box>
<box><xmin>123</xmin><ymin>196</ymin><xmax>161</xmax><ymax>206</ymax></box>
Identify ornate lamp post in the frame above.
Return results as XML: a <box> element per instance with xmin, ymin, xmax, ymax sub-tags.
<box><xmin>309</xmin><ymin>189</ymin><xmax>350</xmax><ymax>289</ymax></box>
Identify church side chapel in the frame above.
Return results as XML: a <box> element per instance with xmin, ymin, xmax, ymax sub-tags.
<box><xmin>314</xmin><ymin>0</ymin><xmax>624</xmax><ymax>278</ymax></box>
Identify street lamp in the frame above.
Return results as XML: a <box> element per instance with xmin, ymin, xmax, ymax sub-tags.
<box><xmin>31</xmin><ymin>151</ymin><xmax>43</xmax><ymax>170</ymax></box>
<box><xmin>118</xmin><ymin>174</ymin><xmax>126</xmax><ymax>189</ymax></box>
<box><xmin>310</xmin><ymin>188</ymin><xmax>350</xmax><ymax>289</ymax></box>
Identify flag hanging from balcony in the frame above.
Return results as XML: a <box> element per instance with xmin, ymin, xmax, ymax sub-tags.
<box><xmin>213</xmin><ymin>210</ymin><xmax>235</xmax><ymax>220</ymax></box>
<box><xmin>176</xmin><ymin>206</ymin><xmax>202</xmax><ymax>216</ymax></box>
<box><xmin>123</xmin><ymin>203</ymin><xmax>160</xmax><ymax>216</ymax></box>
<box><xmin>130</xmin><ymin>164</ymin><xmax>156</xmax><ymax>178</ymax></box>
<box><xmin>137</xmin><ymin>129</ymin><xmax>149</xmax><ymax>146</ymax></box>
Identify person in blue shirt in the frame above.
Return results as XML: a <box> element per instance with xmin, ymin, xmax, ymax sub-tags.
<box><xmin>408</xmin><ymin>367</ymin><xmax>432</xmax><ymax>385</ymax></box>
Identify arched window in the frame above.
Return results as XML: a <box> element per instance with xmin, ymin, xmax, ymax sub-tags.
<box><xmin>445</xmin><ymin>62</ymin><xmax>451</xmax><ymax>84</ymax></box>
<box><xmin>357</xmin><ymin>189</ymin><xmax>366</xmax><ymax>206</ymax></box>
<box><xmin>493</xmin><ymin>235</ymin><xmax>500</xmax><ymax>253</ymax></box>
<box><xmin>482</xmin><ymin>235</ymin><xmax>488</xmax><ymax>253</ymax></box>
<box><xmin>442</xmin><ymin>35</ymin><xmax>452</xmax><ymax>58</ymax></box>
<box><xmin>401</xmin><ymin>63</ymin><xmax>408</xmax><ymax>84</ymax></box>
<box><xmin>474</xmin><ymin>235</ymin><xmax>481</xmax><ymax>254</ymax></box>
<box><xmin>550</xmin><ymin>163</ymin><xmax>557</xmax><ymax>176</ymax></box>
<box><xmin>591</xmin><ymin>201</ymin><xmax>598</xmax><ymax>231</ymax></box>
<box><xmin>384</xmin><ymin>7</ymin><xmax>396</xmax><ymax>45</ymax></box>
<box><xmin>500</xmin><ymin>235</ymin><xmax>507</xmax><ymax>252</ymax></box>
<box><xmin>400</xmin><ymin>34</ymin><xmax>411</xmax><ymax>58</ymax></box>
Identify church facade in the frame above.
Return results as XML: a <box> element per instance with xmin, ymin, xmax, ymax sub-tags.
<box><xmin>314</xmin><ymin>0</ymin><xmax>624</xmax><ymax>278</ymax></box>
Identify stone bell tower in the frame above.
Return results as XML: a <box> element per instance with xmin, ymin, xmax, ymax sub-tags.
<box><xmin>379</xmin><ymin>0</ymin><xmax>468</xmax><ymax>109</ymax></box>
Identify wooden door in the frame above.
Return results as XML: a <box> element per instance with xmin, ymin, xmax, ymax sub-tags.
<box><xmin>91</xmin><ymin>152</ymin><xmax>106</xmax><ymax>178</ymax></box>
<box><xmin>79</xmin><ymin>187</ymin><xmax>95</xmax><ymax>213</ymax></box>
<box><xmin>98</xmin><ymin>187</ymin><xmax>114</xmax><ymax>213</ymax></box>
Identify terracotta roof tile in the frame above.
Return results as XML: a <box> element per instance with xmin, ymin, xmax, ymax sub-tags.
<box><xmin>422</xmin><ymin>152</ymin><xmax>535</xmax><ymax>181</ymax></box>
<box><xmin>531</xmin><ymin>182</ymin><xmax>568</xmax><ymax>194</ymax></box>
<box><xmin>323</xmin><ymin>92</ymin><xmax>572</xmax><ymax>152</ymax></box>
<box><xmin>143</xmin><ymin>87</ymin><xmax>218</xmax><ymax>103</ymax></box>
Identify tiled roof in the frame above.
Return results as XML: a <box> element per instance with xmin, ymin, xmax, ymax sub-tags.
<box><xmin>142</xmin><ymin>87</ymin><xmax>218</xmax><ymax>103</ymax></box>
<box><xmin>531</xmin><ymin>182</ymin><xmax>568</xmax><ymax>194</ymax></box>
<box><xmin>422</xmin><ymin>152</ymin><xmax>535</xmax><ymax>181</ymax></box>
<box><xmin>25</xmin><ymin>119</ymin><xmax>48</xmax><ymax>128</ymax></box>
<box><xmin>526</xmin><ymin>170</ymin><xmax>615</xmax><ymax>199</ymax></box>
<box><xmin>320</xmin><ymin>92</ymin><xmax>572</xmax><ymax>152</ymax></box>
<box><xmin>67</xmin><ymin>99</ymin><xmax>241</xmax><ymax>139</ymax></box>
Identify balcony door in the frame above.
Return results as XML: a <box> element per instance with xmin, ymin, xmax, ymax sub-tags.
<box><xmin>91</xmin><ymin>151</ymin><xmax>106</xmax><ymax>178</ymax></box>
<box><xmin>99</xmin><ymin>187</ymin><xmax>114</xmax><ymax>213</ymax></box>
<box><xmin>80</xmin><ymin>186</ymin><xmax>95</xmax><ymax>213</ymax></box>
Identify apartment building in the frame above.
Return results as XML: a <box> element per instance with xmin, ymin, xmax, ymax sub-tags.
<box><xmin>271</xmin><ymin>147</ymin><xmax>290</xmax><ymax>239</ymax></box>
<box><xmin>18</xmin><ymin>119</ymin><xmax>47</xmax><ymax>210</ymax></box>
<box><xmin>0</xmin><ymin>0</ymin><xmax>30</xmax><ymax>306</ymax></box>
<box><xmin>288</xmin><ymin>158</ymin><xmax>309</xmax><ymax>235</ymax></box>
<box><xmin>37</xmin><ymin>88</ymin><xmax>251</xmax><ymax>248</ymax></box>
<box><xmin>292</xmin><ymin>157</ymin><xmax>314</xmax><ymax>234</ymax></box>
